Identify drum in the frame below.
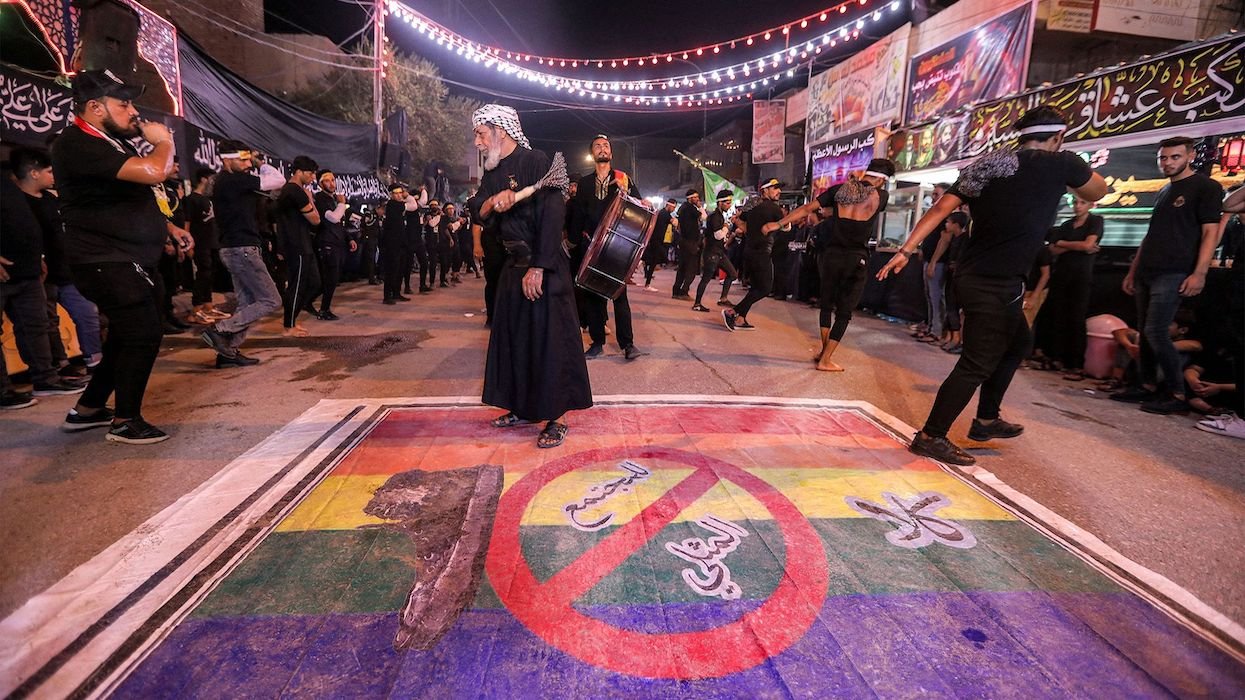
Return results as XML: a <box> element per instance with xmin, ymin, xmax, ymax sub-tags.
<box><xmin>575</xmin><ymin>192</ymin><xmax>657</xmax><ymax>300</ymax></box>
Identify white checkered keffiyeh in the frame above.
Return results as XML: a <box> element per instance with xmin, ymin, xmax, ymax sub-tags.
<box><xmin>471</xmin><ymin>104</ymin><xmax>532</xmax><ymax>150</ymax></box>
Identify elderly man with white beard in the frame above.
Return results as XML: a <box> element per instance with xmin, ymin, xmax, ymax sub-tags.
<box><xmin>471</xmin><ymin>104</ymin><xmax>592</xmax><ymax>449</ymax></box>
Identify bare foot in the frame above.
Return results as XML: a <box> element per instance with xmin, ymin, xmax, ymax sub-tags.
<box><xmin>816</xmin><ymin>359</ymin><xmax>845</xmax><ymax>372</ymax></box>
<box><xmin>283</xmin><ymin>325</ymin><xmax>310</xmax><ymax>338</ymax></box>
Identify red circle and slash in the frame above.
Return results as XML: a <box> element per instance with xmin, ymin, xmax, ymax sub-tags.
<box><xmin>485</xmin><ymin>446</ymin><xmax>830</xmax><ymax>679</ymax></box>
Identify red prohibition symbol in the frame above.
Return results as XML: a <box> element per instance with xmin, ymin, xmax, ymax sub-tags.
<box><xmin>485</xmin><ymin>446</ymin><xmax>830</xmax><ymax>679</ymax></box>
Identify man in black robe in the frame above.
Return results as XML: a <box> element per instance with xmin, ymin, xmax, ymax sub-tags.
<box><xmin>472</xmin><ymin>104</ymin><xmax>592</xmax><ymax>448</ymax></box>
<box><xmin>569</xmin><ymin>134</ymin><xmax>646</xmax><ymax>360</ymax></box>
<box><xmin>380</xmin><ymin>183</ymin><xmax>410</xmax><ymax>305</ymax></box>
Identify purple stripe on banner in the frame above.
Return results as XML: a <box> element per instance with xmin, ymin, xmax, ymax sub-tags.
<box><xmin>113</xmin><ymin>592</ymin><xmax>1245</xmax><ymax>698</ymax></box>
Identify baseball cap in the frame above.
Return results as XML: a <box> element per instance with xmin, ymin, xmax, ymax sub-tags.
<box><xmin>73</xmin><ymin>69</ymin><xmax>145</xmax><ymax>103</ymax></box>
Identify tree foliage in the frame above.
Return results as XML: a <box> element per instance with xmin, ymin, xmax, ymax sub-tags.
<box><xmin>288</xmin><ymin>41</ymin><xmax>479</xmax><ymax>176</ymax></box>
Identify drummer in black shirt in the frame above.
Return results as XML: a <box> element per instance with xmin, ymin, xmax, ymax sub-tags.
<box><xmin>692</xmin><ymin>189</ymin><xmax>739</xmax><ymax>312</ymax></box>
<box><xmin>569</xmin><ymin>135</ymin><xmax>646</xmax><ymax>360</ymax></box>
<box><xmin>723</xmin><ymin>179</ymin><xmax>785</xmax><ymax>331</ymax></box>
<box><xmin>877</xmin><ymin>106</ymin><xmax>1107</xmax><ymax>466</ymax></box>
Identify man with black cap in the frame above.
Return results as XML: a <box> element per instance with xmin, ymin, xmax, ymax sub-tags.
<box><xmin>569</xmin><ymin>134</ymin><xmax>646</xmax><ymax>360</ymax></box>
<box><xmin>644</xmin><ymin>198</ymin><xmax>676</xmax><ymax>290</ymax></box>
<box><xmin>380</xmin><ymin>182</ymin><xmax>412</xmax><ymax>304</ymax></box>
<box><xmin>672</xmin><ymin>189</ymin><xmax>705</xmax><ymax>299</ymax></box>
<box><xmin>723</xmin><ymin>178</ymin><xmax>786</xmax><ymax>331</ymax></box>
<box><xmin>310</xmin><ymin>169</ymin><xmax>356</xmax><ymax>320</ymax></box>
<box><xmin>692</xmin><ymin>188</ymin><xmax>739</xmax><ymax>312</ymax></box>
<box><xmin>50</xmin><ymin>69</ymin><xmax>194</xmax><ymax>443</ymax></box>
<box><xmin>275</xmin><ymin>156</ymin><xmax>322</xmax><ymax>336</ymax></box>
<box><xmin>877</xmin><ymin>105</ymin><xmax>1107</xmax><ymax>465</ymax></box>
<box><xmin>200</xmin><ymin>139</ymin><xmax>286</xmax><ymax>367</ymax></box>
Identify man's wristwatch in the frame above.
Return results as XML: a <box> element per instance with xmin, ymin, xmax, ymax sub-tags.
<box><xmin>897</xmin><ymin>249</ymin><xmax>914</xmax><ymax>258</ymax></box>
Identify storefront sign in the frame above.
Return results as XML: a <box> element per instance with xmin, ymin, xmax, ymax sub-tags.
<box><xmin>1095</xmin><ymin>0</ymin><xmax>1205</xmax><ymax>42</ymax></box>
<box><xmin>962</xmin><ymin>36</ymin><xmax>1245</xmax><ymax>158</ymax></box>
<box><xmin>810</xmin><ymin>128</ymin><xmax>879</xmax><ymax>194</ymax></box>
<box><xmin>904</xmin><ymin>5</ymin><xmax>1032</xmax><ymax>125</ymax></box>
<box><xmin>1048</xmin><ymin>0</ymin><xmax>1094</xmax><ymax>33</ymax></box>
<box><xmin>806</xmin><ymin>24</ymin><xmax>910</xmax><ymax>148</ymax></box>
<box><xmin>752</xmin><ymin>100</ymin><xmax>787</xmax><ymax>164</ymax></box>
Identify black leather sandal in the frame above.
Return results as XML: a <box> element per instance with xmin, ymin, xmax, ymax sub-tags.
<box><xmin>537</xmin><ymin>421</ymin><xmax>568</xmax><ymax>448</ymax></box>
<box><xmin>490</xmin><ymin>412</ymin><xmax>528</xmax><ymax>428</ymax></box>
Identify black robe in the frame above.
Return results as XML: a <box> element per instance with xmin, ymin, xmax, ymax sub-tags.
<box><xmin>479</xmin><ymin>147</ymin><xmax>592</xmax><ymax>420</ymax></box>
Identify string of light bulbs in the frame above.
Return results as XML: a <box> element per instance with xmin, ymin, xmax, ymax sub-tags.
<box><xmin>383</xmin><ymin>0</ymin><xmax>886</xmax><ymax>70</ymax></box>
<box><xmin>384</xmin><ymin>0</ymin><xmax>903</xmax><ymax>109</ymax></box>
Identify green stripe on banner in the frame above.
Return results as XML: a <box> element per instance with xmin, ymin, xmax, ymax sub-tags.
<box><xmin>192</xmin><ymin>520</ymin><xmax>1121</xmax><ymax>619</ymax></box>
<box><xmin>702</xmin><ymin>168</ymin><xmax>748</xmax><ymax>202</ymax></box>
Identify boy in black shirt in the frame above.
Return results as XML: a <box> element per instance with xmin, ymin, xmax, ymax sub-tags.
<box><xmin>276</xmin><ymin>156</ymin><xmax>322</xmax><ymax>337</ymax></box>
<box><xmin>1048</xmin><ymin>195</ymin><xmax>1103</xmax><ymax>378</ymax></box>
<box><xmin>183</xmin><ymin>167</ymin><xmax>224</xmax><ymax>324</ymax></box>
<box><xmin>672</xmin><ymin>190</ymin><xmax>704</xmax><ymax>299</ymax></box>
<box><xmin>723</xmin><ymin>179</ymin><xmax>785</xmax><ymax>331</ymax></box>
<box><xmin>1113</xmin><ymin>137</ymin><xmax>1224</xmax><ymax>414</ymax></box>
<box><xmin>693</xmin><ymin>189</ymin><xmax>739</xmax><ymax>312</ymax></box>
<box><xmin>878</xmin><ymin>106</ymin><xmax>1107</xmax><ymax>465</ymax></box>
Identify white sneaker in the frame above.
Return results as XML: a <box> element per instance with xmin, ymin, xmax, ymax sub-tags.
<box><xmin>645</xmin><ymin>285</ymin><xmax>660</xmax><ymax>292</ymax></box>
<box><xmin>1195</xmin><ymin>413</ymin><xmax>1245</xmax><ymax>439</ymax></box>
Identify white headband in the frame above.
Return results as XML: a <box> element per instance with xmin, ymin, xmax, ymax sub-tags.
<box><xmin>219</xmin><ymin>151</ymin><xmax>249</xmax><ymax>159</ymax></box>
<box><xmin>1017</xmin><ymin>124</ymin><xmax>1067</xmax><ymax>136</ymax></box>
<box><xmin>864</xmin><ymin>170</ymin><xmax>890</xmax><ymax>179</ymax></box>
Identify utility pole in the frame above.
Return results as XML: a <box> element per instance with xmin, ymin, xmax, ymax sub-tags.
<box><xmin>373</xmin><ymin>0</ymin><xmax>386</xmax><ymax>155</ymax></box>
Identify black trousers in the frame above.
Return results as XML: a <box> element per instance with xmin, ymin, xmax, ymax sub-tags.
<box><xmin>818</xmin><ymin>250</ymin><xmax>869</xmax><ymax>341</ymax></box>
<box><xmin>586</xmin><ymin>287</ymin><xmax>633</xmax><ymax>349</ymax></box>
<box><xmin>733</xmin><ymin>250</ymin><xmax>773</xmax><ymax>318</ymax></box>
<box><xmin>317</xmin><ymin>246</ymin><xmax>343</xmax><ymax>313</ymax></box>
<box><xmin>361</xmin><ymin>236</ymin><xmax>378</xmax><ymax>281</ymax></box>
<box><xmin>158</xmin><ymin>251</ymin><xmax>178</xmax><ymax>321</ymax></box>
<box><xmin>694</xmin><ymin>250</ymin><xmax>737</xmax><ymax>305</ymax></box>
<box><xmin>70</xmin><ymin>262</ymin><xmax>164</xmax><ymax>419</ymax></box>
<box><xmin>419</xmin><ymin>236</ymin><xmax>438</xmax><ymax>289</ymax></box>
<box><xmin>1048</xmin><ymin>268</ymin><xmax>1093</xmax><ymax>370</ymax></box>
<box><xmin>944</xmin><ymin>264</ymin><xmax>962</xmax><ymax>332</ymax></box>
<box><xmin>672</xmin><ymin>241</ymin><xmax>700</xmax><ymax>296</ymax></box>
<box><xmin>439</xmin><ymin>247</ymin><xmax>454</xmax><ymax>284</ymax></box>
<box><xmin>771</xmin><ymin>251</ymin><xmax>792</xmax><ymax>298</ymax></box>
<box><xmin>192</xmin><ymin>245</ymin><xmax>215</xmax><ymax>306</ymax></box>
<box><xmin>923</xmin><ymin>275</ymin><xmax>1030</xmax><ymax>438</ymax></box>
<box><xmin>380</xmin><ymin>238</ymin><xmax>405</xmax><ymax>299</ymax></box>
<box><xmin>282</xmin><ymin>252</ymin><xmax>321</xmax><ymax>327</ymax></box>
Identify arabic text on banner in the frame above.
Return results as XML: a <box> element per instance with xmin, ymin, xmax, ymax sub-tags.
<box><xmin>904</xmin><ymin>6</ymin><xmax>1032</xmax><ymax>125</ymax></box>
<box><xmin>752</xmin><ymin>100</ymin><xmax>787</xmax><ymax>164</ymax></box>
<box><xmin>810</xmin><ymin>128</ymin><xmax>881</xmax><ymax>196</ymax></box>
<box><xmin>804</xmin><ymin>24</ymin><xmax>911</xmax><ymax>150</ymax></box>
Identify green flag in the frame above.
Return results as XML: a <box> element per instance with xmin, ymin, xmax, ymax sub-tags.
<box><xmin>701</xmin><ymin>168</ymin><xmax>747</xmax><ymax>204</ymax></box>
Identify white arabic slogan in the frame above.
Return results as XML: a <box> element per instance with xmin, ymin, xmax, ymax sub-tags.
<box><xmin>665</xmin><ymin>516</ymin><xmax>749</xmax><ymax>600</ymax></box>
<box><xmin>845</xmin><ymin>491</ymin><xmax>977</xmax><ymax>550</ymax></box>
<box><xmin>1</xmin><ymin>74</ymin><xmax>73</xmax><ymax>136</ymax></box>
<box><xmin>563</xmin><ymin>461</ymin><xmax>651</xmax><ymax>532</ymax></box>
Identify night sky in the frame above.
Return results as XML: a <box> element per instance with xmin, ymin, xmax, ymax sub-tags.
<box><xmin>265</xmin><ymin>0</ymin><xmax>912</xmax><ymax>153</ymax></box>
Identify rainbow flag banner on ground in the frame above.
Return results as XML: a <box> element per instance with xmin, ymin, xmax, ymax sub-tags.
<box><xmin>5</xmin><ymin>398</ymin><xmax>1243</xmax><ymax>697</ymax></box>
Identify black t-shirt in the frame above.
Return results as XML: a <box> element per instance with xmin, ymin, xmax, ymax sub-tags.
<box><xmin>950</xmin><ymin>149</ymin><xmax>1092</xmax><ymax>280</ymax></box>
<box><xmin>26</xmin><ymin>191</ymin><xmax>70</xmax><ymax>284</ymax></box>
<box><xmin>1135</xmin><ymin>174</ymin><xmax>1223</xmax><ymax>280</ymax></box>
<box><xmin>920</xmin><ymin>220</ymin><xmax>945</xmax><ymax>259</ymax></box>
<box><xmin>212</xmin><ymin>170</ymin><xmax>265</xmax><ymax>249</ymax></box>
<box><xmin>182</xmin><ymin>192</ymin><xmax>219</xmax><ymax>251</ymax></box>
<box><xmin>1026</xmin><ymin>245</ymin><xmax>1052</xmax><ymax>290</ymax></box>
<box><xmin>946</xmin><ymin>232</ymin><xmax>967</xmax><ymax>267</ymax></box>
<box><xmin>815</xmin><ymin>184</ymin><xmax>890</xmax><ymax>254</ymax></box>
<box><xmin>50</xmin><ymin>124</ymin><xmax>168</xmax><ymax>267</ymax></box>
<box><xmin>704</xmin><ymin>209</ymin><xmax>728</xmax><ymax>254</ymax></box>
<box><xmin>313</xmin><ymin>190</ymin><xmax>347</xmax><ymax>248</ymax></box>
<box><xmin>741</xmin><ymin>199</ymin><xmax>785</xmax><ymax>254</ymax></box>
<box><xmin>676</xmin><ymin>202</ymin><xmax>703</xmax><ymax>245</ymax></box>
<box><xmin>1051</xmin><ymin>213</ymin><xmax>1102</xmax><ymax>277</ymax></box>
<box><xmin>1</xmin><ymin>179</ymin><xmax>43</xmax><ymax>281</ymax></box>
<box><xmin>276</xmin><ymin>182</ymin><xmax>314</xmax><ymax>257</ymax></box>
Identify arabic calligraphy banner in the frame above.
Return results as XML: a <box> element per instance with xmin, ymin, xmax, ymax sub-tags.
<box><xmin>752</xmin><ymin>100</ymin><xmax>787</xmax><ymax>164</ymax></box>
<box><xmin>810</xmin><ymin>128</ymin><xmax>881</xmax><ymax>195</ymax></box>
<box><xmin>961</xmin><ymin>36</ymin><xmax>1245</xmax><ymax>159</ymax></box>
<box><xmin>805</xmin><ymin>24</ymin><xmax>910</xmax><ymax>149</ymax></box>
<box><xmin>904</xmin><ymin>5</ymin><xmax>1031</xmax><ymax>125</ymax></box>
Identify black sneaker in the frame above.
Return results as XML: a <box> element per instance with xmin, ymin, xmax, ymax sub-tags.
<box><xmin>383</xmin><ymin>298</ymin><xmax>397</xmax><ymax>305</ymax></box>
<box><xmin>398</xmin><ymin>295</ymin><xmax>412</xmax><ymax>301</ymax></box>
<box><xmin>722</xmin><ymin>309</ymin><xmax>737</xmax><ymax>332</ymax></box>
<box><xmin>33</xmin><ymin>379</ymin><xmax>87</xmax><ymax>396</ymax></box>
<box><xmin>716</xmin><ymin>299</ymin><xmax>734</xmax><ymax>307</ymax></box>
<box><xmin>63</xmin><ymin>406</ymin><xmax>115</xmax><ymax>432</ymax></box>
<box><xmin>623</xmin><ymin>345</ymin><xmax>647</xmax><ymax>361</ymax></box>
<box><xmin>585</xmin><ymin>344</ymin><xmax>604</xmax><ymax>359</ymax></box>
<box><xmin>58</xmin><ymin>364</ymin><xmax>88</xmax><ymax>379</ymax></box>
<box><xmin>1140</xmin><ymin>396</ymin><xmax>1189</xmax><ymax>415</ymax></box>
<box><xmin>1110</xmin><ymin>387</ymin><xmax>1157</xmax><ymax>404</ymax></box>
<box><xmin>106</xmin><ymin>417</ymin><xmax>170</xmax><ymax>445</ymax></box>
<box><xmin>216</xmin><ymin>353</ymin><xmax>261</xmax><ymax>369</ymax></box>
<box><xmin>736</xmin><ymin>319</ymin><xmax>756</xmax><ymax>331</ymax></box>
<box><xmin>673</xmin><ymin>294</ymin><xmax>692</xmax><ymax>301</ymax></box>
<box><xmin>968</xmin><ymin>417</ymin><xmax>1025</xmax><ymax>441</ymax></box>
<box><xmin>1</xmin><ymin>391</ymin><xmax>37</xmax><ymax>410</ymax></box>
<box><xmin>200</xmin><ymin>328</ymin><xmax>235</xmax><ymax>357</ymax></box>
<box><xmin>318</xmin><ymin>311</ymin><xmax>340</xmax><ymax>321</ymax></box>
<box><xmin>908</xmin><ymin>432</ymin><xmax>976</xmax><ymax>466</ymax></box>
<box><xmin>691</xmin><ymin>304</ymin><xmax>710</xmax><ymax>312</ymax></box>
